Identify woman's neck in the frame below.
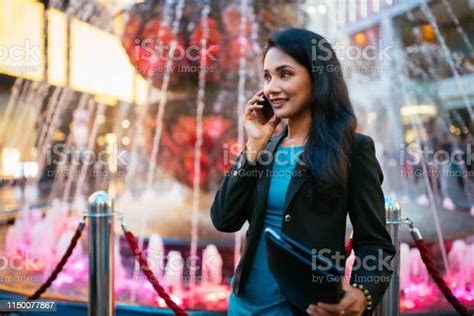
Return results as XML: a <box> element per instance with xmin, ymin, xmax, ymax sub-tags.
<box><xmin>282</xmin><ymin>111</ymin><xmax>312</xmax><ymax>146</ymax></box>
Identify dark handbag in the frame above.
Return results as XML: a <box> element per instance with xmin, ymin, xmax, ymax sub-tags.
<box><xmin>264</xmin><ymin>227</ymin><xmax>345</xmax><ymax>312</ymax></box>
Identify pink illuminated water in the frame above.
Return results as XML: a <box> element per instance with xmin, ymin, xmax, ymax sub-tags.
<box><xmin>4</xmin><ymin>212</ymin><xmax>473</xmax><ymax>313</ymax></box>
<box><xmin>399</xmin><ymin>241</ymin><xmax>474</xmax><ymax>313</ymax></box>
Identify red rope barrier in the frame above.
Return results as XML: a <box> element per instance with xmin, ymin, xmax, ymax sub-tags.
<box><xmin>123</xmin><ymin>230</ymin><xmax>189</xmax><ymax>316</ymax></box>
<box><xmin>29</xmin><ymin>213</ymin><xmax>468</xmax><ymax>315</ymax></box>
<box><xmin>413</xmin><ymin>238</ymin><xmax>471</xmax><ymax>316</ymax></box>
<box><xmin>345</xmin><ymin>226</ymin><xmax>471</xmax><ymax>315</ymax></box>
<box><xmin>28</xmin><ymin>221</ymin><xmax>86</xmax><ymax>300</ymax></box>
<box><xmin>345</xmin><ymin>238</ymin><xmax>353</xmax><ymax>257</ymax></box>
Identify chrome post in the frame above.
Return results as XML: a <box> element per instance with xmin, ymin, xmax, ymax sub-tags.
<box><xmin>374</xmin><ymin>196</ymin><xmax>401</xmax><ymax>316</ymax></box>
<box><xmin>88</xmin><ymin>191</ymin><xmax>115</xmax><ymax>316</ymax></box>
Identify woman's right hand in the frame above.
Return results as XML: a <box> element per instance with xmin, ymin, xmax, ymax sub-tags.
<box><xmin>244</xmin><ymin>90</ymin><xmax>281</xmax><ymax>161</ymax></box>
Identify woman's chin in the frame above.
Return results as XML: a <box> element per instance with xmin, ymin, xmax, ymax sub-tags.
<box><xmin>273</xmin><ymin>109</ymin><xmax>288</xmax><ymax>119</ymax></box>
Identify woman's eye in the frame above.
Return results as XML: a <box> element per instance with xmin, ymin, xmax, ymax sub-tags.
<box><xmin>264</xmin><ymin>74</ymin><xmax>271</xmax><ymax>81</ymax></box>
<box><xmin>281</xmin><ymin>71</ymin><xmax>291</xmax><ymax>78</ymax></box>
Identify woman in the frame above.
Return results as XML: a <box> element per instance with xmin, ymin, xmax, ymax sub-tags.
<box><xmin>210</xmin><ymin>28</ymin><xmax>395</xmax><ymax>316</ymax></box>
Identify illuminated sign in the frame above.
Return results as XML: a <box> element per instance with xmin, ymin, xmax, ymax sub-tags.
<box><xmin>134</xmin><ymin>75</ymin><xmax>149</xmax><ymax>106</ymax></box>
<box><xmin>70</xmin><ymin>18</ymin><xmax>142</xmax><ymax>105</ymax></box>
<box><xmin>0</xmin><ymin>0</ymin><xmax>45</xmax><ymax>81</ymax></box>
<box><xmin>0</xmin><ymin>2</ymin><xmax>147</xmax><ymax>104</ymax></box>
<box><xmin>47</xmin><ymin>9</ymin><xmax>68</xmax><ymax>87</ymax></box>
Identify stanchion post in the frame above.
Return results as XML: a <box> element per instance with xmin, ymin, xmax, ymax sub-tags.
<box><xmin>374</xmin><ymin>196</ymin><xmax>401</xmax><ymax>316</ymax></box>
<box><xmin>88</xmin><ymin>191</ymin><xmax>115</xmax><ymax>316</ymax></box>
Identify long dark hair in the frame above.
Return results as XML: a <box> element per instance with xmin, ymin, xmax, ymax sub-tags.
<box><xmin>263</xmin><ymin>28</ymin><xmax>357</xmax><ymax>196</ymax></box>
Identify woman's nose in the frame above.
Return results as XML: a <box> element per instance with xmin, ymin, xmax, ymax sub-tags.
<box><xmin>264</xmin><ymin>81</ymin><xmax>282</xmax><ymax>95</ymax></box>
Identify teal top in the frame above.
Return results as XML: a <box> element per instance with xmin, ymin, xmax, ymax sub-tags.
<box><xmin>228</xmin><ymin>145</ymin><xmax>304</xmax><ymax>315</ymax></box>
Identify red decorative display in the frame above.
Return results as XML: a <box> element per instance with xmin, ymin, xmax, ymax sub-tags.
<box><xmin>151</xmin><ymin>115</ymin><xmax>237</xmax><ymax>192</ymax></box>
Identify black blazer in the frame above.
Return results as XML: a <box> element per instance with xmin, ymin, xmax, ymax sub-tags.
<box><xmin>210</xmin><ymin>125</ymin><xmax>395</xmax><ymax>314</ymax></box>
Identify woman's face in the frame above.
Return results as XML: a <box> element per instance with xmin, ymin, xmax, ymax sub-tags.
<box><xmin>263</xmin><ymin>47</ymin><xmax>312</xmax><ymax>120</ymax></box>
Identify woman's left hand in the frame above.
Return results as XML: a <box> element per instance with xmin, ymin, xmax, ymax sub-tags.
<box><xmin>306</xmin><ymin>279</ymin><xmax>367</xmax><ymax>316</ymax></box>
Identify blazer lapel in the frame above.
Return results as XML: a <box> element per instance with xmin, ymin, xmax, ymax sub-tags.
<box><xmin>254</xmin><ymin>126</ymin><xmax>288</xmax><ymax>221</ymax></box>
<box><xmin>254</xmin><ymin>125</ymin><xmax>309</xmax><ymax>219</ymax></box>
<box><xmin>283</xmin><ymin>158</ymin><xmax>308</xmax><ymax>211</ymax></box>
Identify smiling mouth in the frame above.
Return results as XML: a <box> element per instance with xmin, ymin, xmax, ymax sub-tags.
<box><xmin>271</xmin><ymin>98</ymin><xmax>289</xmax><ymax>107</ymax></box>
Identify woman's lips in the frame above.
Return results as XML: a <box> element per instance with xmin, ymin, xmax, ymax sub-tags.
<box><xmin>271</xmin><ymin>98</ymin><xmax>289</xmax><ymax>108</ymax></box>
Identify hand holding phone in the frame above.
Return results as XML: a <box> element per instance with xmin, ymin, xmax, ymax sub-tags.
<box><xmin>243</xmin><ymin>90</ymin><xmax>281</xmax><ymax>161</ymax></box>
<box><xmin>256</xmin><ymin>95</ymin><xmax>275</xmax><ymax>123</ymax></box>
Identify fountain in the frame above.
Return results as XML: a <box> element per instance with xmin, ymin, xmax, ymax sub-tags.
<box><xmin>0</xmin><ymin>0</ymin><xmax>308</xmax><ymax>313</ymax></box>
<box><xmin>398</xmin><ymin>240</ymin><xmax>474</xmax><ymax>312</ymax></box>
<box><xmin>0</xmin><ymin>0</ymin><xmax>473</xmax><ymax>314</ymax></box>
<box><xmin>321</xmin><ymin>0</ymin><xmax>474</xmax><ymax>313</ymax></box>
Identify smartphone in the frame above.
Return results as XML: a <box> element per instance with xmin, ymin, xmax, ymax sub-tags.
<box><xmin>257</xmin><ymin>95</ymin><xmax>274</xmax><ymax>123</ymax></box>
